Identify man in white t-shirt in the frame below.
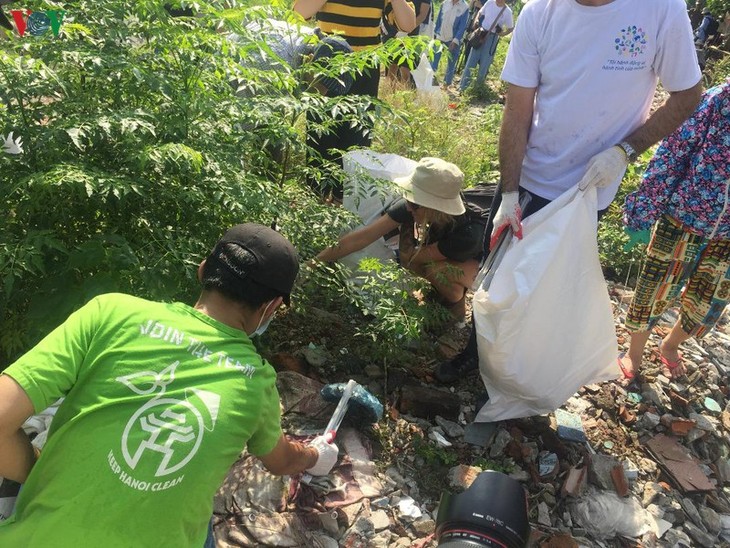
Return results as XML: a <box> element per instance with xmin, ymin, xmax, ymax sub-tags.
<box><xmin>435</xmin><ymin>0</ymin><xmax>702</xmax><ymax>384</ymax></box>
<box><xmin>490</xmin><ymin>0</ymin><xmax>702</xmax><ymax>245</ymax></box>
<box><xmin>459</xmin><ymin>0</ymin><xmax>513</xmax><ymax>92</ymax></box>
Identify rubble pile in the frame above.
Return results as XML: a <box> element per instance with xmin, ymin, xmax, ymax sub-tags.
<box><xmin>209</xmin><ymin>282</ymin><xmax>730</xmax><ymax>546</ymax></box>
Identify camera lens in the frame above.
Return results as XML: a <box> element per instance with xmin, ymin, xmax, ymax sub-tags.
<box><xmin>436</xmin><ymin>471</ymin><xmax>529</xmax><ymax>548</ymax></box>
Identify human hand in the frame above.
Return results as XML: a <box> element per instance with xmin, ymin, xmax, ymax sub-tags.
<box><xmin>577</xmin><ymin>146</ymin><xmax>628</xmax><ymax>191</ymax></box>
<box><xmin>305</xmin><ymin>435</ymin><xmax>339</xmax><ymax>476</ymax></box>
<box><xmin>449</xmin><ymin>41</ymin><xmax>459</xmax><ymax>52</ymax></box>
<box><xmin>489</xmin><ymin>191</ymin><xmax>522</xmax><ymax>249</ymax></box>
<box><xmin>623</xmin><ymin>227</ymin><xmax>650</xmax><ymax>251</ymax></box>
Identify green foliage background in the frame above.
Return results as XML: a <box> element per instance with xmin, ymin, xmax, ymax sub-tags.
<box><xmin>0</xmin><ymin>0</ymin><xmax>451</xmax><ymax>368</ymax></box>
<box><xmin>2</xmin><ymin>0</ymin><xmax>729</xmax><ymax>370</ymax></box>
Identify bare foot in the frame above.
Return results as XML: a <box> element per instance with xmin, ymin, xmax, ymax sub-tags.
<box><xmin>659</xmin><ymin>341</ymin><xmax>686</xmax><ymax>379</ymax></box>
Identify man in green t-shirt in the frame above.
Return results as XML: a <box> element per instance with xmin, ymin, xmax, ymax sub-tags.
<box><xmin>0</xmin><ymin>223</ymin><xmax>338</xmax><ymax>547</ymax></box>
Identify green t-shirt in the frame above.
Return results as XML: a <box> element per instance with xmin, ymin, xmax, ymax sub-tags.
<box><xmin>0</xmin><ymin>293</ymin><xmax>283</xmax><ymax>547</ymax></box>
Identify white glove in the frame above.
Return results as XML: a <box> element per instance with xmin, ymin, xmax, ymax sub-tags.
<box><xmin>1</xmin><ymin>132</ymin><xmax>23</xmax><ymax>155</ymax></box>
<box><xmin>577</xmin><ymin>146</ymin><xmax>628</xmax><ymax>191</ymax></box>
<box><xmin>305</xmin><ymin>435</ymin><xmax>339</xmax><ymax>476</ymax></box>
<box><xmin>489</xmin><ymin>191</ymin><xmax>523</xmax><ymax>249</ymax></box>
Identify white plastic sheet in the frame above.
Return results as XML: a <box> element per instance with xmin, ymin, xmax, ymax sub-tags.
<box><xmin>474</xmin><ymin>186</ymin><xmax>618</xmax><ymax>422</ymax></box>
<box><xmin>570</xmin><ymin>488</ymin><xmax>657</xmax><ymax>539</ymax></box>
<box><xmin>341</xmin><ymin>150</ymin><xmax>417</xmax><ymax>269</ymax></box>
<box><xmin>411</xmin><ymin>53</ymin><xmax>441</xmax><ymax>96</ymax></box>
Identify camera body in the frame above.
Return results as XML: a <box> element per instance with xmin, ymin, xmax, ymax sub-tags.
<box><xmin>435</xmin><ymin>471</ymin><xmax>529</xmax><ymax>548</ymax></box>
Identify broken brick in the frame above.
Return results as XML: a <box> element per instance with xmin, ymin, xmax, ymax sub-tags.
<box><xmin>670</xmin><ymin>418</ymin><xmax>696</xmax><ymax>437</ymax></box>
<box><xmin>618</xmin><ymin>405</ymin><xmax>637</xmax><ymax>425</ymax></box>
<box><xmin>610</xmin><ymin>464</ymin><xmax>629</xmax><ymax>497</ymax></box>
<box><xmin>561</xmin><ymin>466</ymin><xmax>587</xmax><ymax>498</ymax></box>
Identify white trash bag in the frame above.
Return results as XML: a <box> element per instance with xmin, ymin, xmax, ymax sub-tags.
<box><xmin>474</xmin><ymin>186</ymin><xmax>618</xmax><ymax>422</ymax></box>
<box><xmin>341</xmin><ymin>150</ymin><xmax>417</xmax><ymax>269</ymax></box>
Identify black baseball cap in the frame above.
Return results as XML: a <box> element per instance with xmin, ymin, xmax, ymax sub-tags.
<box><xmin>212</xmin><ymin>223</ymin><xmax>299</xmax><ymax>305</ymax></box>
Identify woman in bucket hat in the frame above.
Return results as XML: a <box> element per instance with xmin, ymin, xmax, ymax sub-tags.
<box><xmin>315</xmin><ymin>157</ymin><xmax>487</xmax><ymax>319</ymax></box>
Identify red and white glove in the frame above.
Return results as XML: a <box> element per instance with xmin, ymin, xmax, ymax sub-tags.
<box><xmin>489</xmin><ymin>191</ymin><xmax>523</xmax><ymax>249</ymax></box>
<box><xmin>577</xmin><ymin>146</ymin><xmax>628</xmax><ymax>191</ymax></box>
<box><xmin>306</xmin><ymin>435</ymin><xmax>339</xmax><ymax>476</ymax></box>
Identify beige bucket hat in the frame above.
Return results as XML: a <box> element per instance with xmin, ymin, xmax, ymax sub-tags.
<box><xmin>395</xmin><ymin>157</ymin><xmax>465</xmax><ymax>216</ymax></box>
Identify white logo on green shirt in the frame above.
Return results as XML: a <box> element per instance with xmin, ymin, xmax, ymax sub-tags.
<box><xmin>108</xmin><ymin>361</ymin><xmax>221</xmax><ymax>490</ymax></box>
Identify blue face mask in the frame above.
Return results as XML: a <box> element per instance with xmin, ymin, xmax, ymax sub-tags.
<box><xmin>252</xmin><ymin>300</ymin><xmax>276</xmax><ymax>337</ymax></box>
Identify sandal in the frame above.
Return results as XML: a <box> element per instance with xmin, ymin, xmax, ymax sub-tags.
<box><xmin>659</xmin><ymin>349</ymin><xmax>684</xmax><ymax>379</ymax></box>
<box><xmin>617</xmin><ymin>352</ymin><xmax>639</xmax><ymax>389</ymax></box>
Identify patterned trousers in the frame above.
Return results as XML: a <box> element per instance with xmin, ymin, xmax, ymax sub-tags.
<box><xmin>626</xmin><ymin>215</ymin><xmax>730</xmax><ymax>337</ymax></box>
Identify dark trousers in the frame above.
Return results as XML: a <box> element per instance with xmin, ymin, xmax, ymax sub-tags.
<box><xmin>306</xmin><ymin>67</ymin><xmax>380</xmax><ymax>199</ymax></box>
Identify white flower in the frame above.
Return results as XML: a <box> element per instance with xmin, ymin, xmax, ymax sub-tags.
<box><xmin>1</xmin><ymin>131</ymin><xmax>24</xmax><ymax>155</ymax></box>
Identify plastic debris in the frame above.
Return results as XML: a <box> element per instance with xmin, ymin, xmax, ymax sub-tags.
<box><xmin>555</xmin><ymin>409</ymin><xmax>586</xmax><ymax>443</ymax></box>
<box><xmin>539</xmin><ymin>452</ymin><xmax>559</xmax><ymax>479</ymax></box>
<box><xmin>321</xmin><ymin>382</ymin><xmax>383</xmax><ymax>425</ymax></box>
<box><xmin>397</xmin><ymin>496</ymin><xmax>423</xmax><ymax>520</ymax></box>
<box><xmin>429</xmin><ymin>430</ymin><xmax>452</xmax><ymax>448</ymax></box>
<box><xmin>570</xmin><ymin>488</ymin><xmax>654</xmax><ymax>539</ymax></box>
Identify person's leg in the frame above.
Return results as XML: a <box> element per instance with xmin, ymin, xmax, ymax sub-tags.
<box><xmin>347</xmin><ymin>65</ymin><xmax>380</xmax><ymax>148</ymax></box>
<box><xmin>418</xmin><ymin>259</ymin><xmax>480</xmax><ymax>317</ymax></box>
<box><xmin>306</xmin><ymin>110</ymin><xmax>346</xmax><ymax>197</ymax></box>
<box><xmin>430</xmin><ymin>47</ymin><xmax>443</xmax><ymax>73</ymax></box>
<box><xmin>306</xmin><ymin>57</ymin><xmax>379</xmax><ymax>199</ymax></box>
<box><xmin>444</xmin><ymin>48</ymin><xmax>459</xmax><ymax>85</ymax></box>
<box><xmin>662</xmin><ymin>236</ymin><xmax>730</xmax><ymax>377</ymax></box>
<box><xmin>622</xmin><ymin>216</ymin><xmax>699</xmax><ymax>378</ymax></box>
<box><xmin>459</xmin><ymin>47</ymin><xmax>480</xmax><ymax>91</ymax></box>
<box><xmin>475</xmin><ymin>34</ymin><xmax>498</xmax><ymax>86</ymax></box>
<box><xmin>618</xmin><ymin>330</ymin><xmax>651</xmax><ymax>384</ymax></box>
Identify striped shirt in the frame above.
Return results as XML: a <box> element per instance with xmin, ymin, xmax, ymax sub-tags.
<box><xmin>317</xmin><ymin>0</ymin><xmax>413</xmax><ymax>50</ymax></box>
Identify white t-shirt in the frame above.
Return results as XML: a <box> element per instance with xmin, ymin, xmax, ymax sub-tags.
<box><xmin>478</xmin><ymin>1</ymin><xmax>513</xmax><ymax>32</ymax></box>
<box><xmin>501</xmin><ymin>0</ymin><xmax>701</xmax><ymax>209</ymax></box>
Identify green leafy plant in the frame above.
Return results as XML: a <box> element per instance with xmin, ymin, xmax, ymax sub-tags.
<box><xmin>0</xmin><ymin>0</ymin><xmax>426</xmax><ymax>368</ymax></box>
<box><xmin>472</xmin><ymin>456</ymin><xmax>515</xmax><ymax>474</ymax></box>
<box><xmin>413</xmin><ymin>433</ymin><xmax>459</xmax><ymax>466</ymax></box>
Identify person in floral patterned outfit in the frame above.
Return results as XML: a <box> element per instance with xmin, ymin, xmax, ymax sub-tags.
<box><xmin>618</xmin><ymin>79</ymin><xmax>730</xmax><ymax>384</ymax></box>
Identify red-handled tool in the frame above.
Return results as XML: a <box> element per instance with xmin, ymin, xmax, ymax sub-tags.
<box><xmin>323</xmin><ymin>379</ymin><xmax>357</xmax><ymax>442</ymax></box>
